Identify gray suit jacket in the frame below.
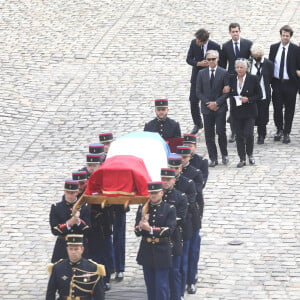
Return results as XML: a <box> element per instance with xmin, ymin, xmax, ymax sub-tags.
<box><xmin>196</xmin><ymin>66</ymin><xmax>230</xmax><ymax>115</ymax></box>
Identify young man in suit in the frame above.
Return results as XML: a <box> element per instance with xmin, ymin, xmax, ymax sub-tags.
<box><xmin>196</xmin><ymin>50</ymin><xmax>230</xmax><ymax>167</ymax></box>
<box><xmin>268</xmin><ymin>25</ymin><xmax>300</xmax><ymax>144</ymax></box>
<box><xmin>249</xmin><ymin>44</ymin><xmax>274</xmax><ymax>144</ymax></box>
<box><xmin>220</xmin><ymin>23</ymin><xmax>253</xmax><ymax>143</ymax></box>
<box><xmin>186</xmin><ymin>28</ymin><xmax>221</xmax><ymax>134</ymax></box>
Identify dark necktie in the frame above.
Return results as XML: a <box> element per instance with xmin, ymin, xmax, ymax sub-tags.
<box><xmin>200</xmin><ymin>45</ymin><xmax>204</xmax><ymax>60</ymax></box>
<box><xmin>235</xmin><ymin>42</ymin><xmax>240</xmax><ymax>58</ymax></box>
<box><xmin>279</xmin><ymin>47</ymin><xmax>285</xmax><ymax>79</ymax></box>
<box><xmin>210</xmin><ymin>69</ymin><xmax>215</xmax><ymax>87</ymax></box>
<box><xmin>255</xmin><ymin>63</ymin><xmax>261</xmax><ymax>76</ymax></box>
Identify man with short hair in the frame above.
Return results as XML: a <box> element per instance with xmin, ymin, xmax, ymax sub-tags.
<box><xmin>196</xmin><ymin>50</ymin><xmax>230</xmax><ymax>167</ymax></box>
<box><xmin>186</xmin><ymin>28</ymin><xmax>221</xmax><ymax>134</ymax></box>
<box><xmin>220</xmin><ymin>23</ymin><xmax>253</xmax><ymax>143</ymax></box>
<box><xmin>46</xmin><ymin>234</ymin><xmax>105</xmax><ymax>300</ymax></box>
<box><xmin>269</xmin><ymin>25</ymin><xmax>300</xmax><ymax>144</ymax></box>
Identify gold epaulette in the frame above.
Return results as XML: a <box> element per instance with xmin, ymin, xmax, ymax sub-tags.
<box><xmin>88</xmin><ymin>259</ymin><xmax>106</xmax><ymax>277</ymax></box>
<box><xmin>47</xmin><ymin>259</ymin><xmax>63</xmax><ymax>275</ymax></box>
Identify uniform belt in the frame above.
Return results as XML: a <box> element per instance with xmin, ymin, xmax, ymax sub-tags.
<box><xmin>143</xmin><ymin>237</ymin><xmax>169</xmax><ymax>243</ymax></box>
<box><xmin>61</xmin><ymin>296</ymin><xmax>91</xmax><ymax>300</ymax></box>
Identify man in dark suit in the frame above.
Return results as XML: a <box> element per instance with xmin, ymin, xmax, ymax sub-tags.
<box><xmin>196</xmin><ymin>50</ymin><xmax>230</xmax><ymax>167</ymax></box>
<box><xmin>220</xmin><ymin>23</ymin><xmax>253</xmax><ymax>143</ymax></box>
<box><xmin>186</xmin><ymin>28</ymin><xmax>221</xmax><ymax>134</ymax></box>
<box><xmin>249</xmin><ymin>44</ymin><xmax>274</xmax><ymax>144</ymax></box>
<box><xmin>268</xmin><ymin>25</ymin><xmax>300</xmax><ymax>144</ymax></box>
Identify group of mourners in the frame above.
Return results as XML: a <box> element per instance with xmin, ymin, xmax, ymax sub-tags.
<box><xmin>45</xmin><ymin>22</ymin><xmax>300</xmax><ymax>300</ymax></box>
<box><xmin>187</xmin><ymin>23</ymin><xmax>300</xmax><ymax>168</ymax></box>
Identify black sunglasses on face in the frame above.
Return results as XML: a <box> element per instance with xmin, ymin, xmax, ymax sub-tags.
<box><xmin>207</xmin><ymin>57</ymin><xmax>217</xmax><ymax>61</ymax></box>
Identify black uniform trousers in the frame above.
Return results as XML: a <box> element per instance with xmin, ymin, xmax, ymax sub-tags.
<box><xmin>235</xmin><ymin>117</ymin><xmax>255</xmax><ymax>161</ymax></box>
<box><xmin>203</xmin><ymin>111</ymin><xmax>228</xmax><ymax>161</ymax></box>
<box><xmin>271</xmin><ymin>78</ymin><xmax>298</xmax><ymax>134</ymax></box>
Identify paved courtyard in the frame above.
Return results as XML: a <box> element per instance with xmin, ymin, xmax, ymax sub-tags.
<box><xmin>0</xmin><ymin>0</ymin><xmax>299</xmax><ymax>299</ymax></box>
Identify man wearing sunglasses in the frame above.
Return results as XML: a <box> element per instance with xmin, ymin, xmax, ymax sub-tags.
<box><xmin>196</xmin><ymin>50</ymin><xmax>230</xmax><ymax>168</ymax></box>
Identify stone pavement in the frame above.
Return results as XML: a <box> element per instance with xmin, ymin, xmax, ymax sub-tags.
<box><xmin>0</xmin><ymin>0</ymin><xmax>300</xmax><ymax>299</ymax></box>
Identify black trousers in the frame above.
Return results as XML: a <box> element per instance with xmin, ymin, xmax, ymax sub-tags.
<box><xmin>203</xmin><ymin>111</ymin><xmax>228</xmax><ymax>161</ymax></box>
<box><xmin>271</xmin><ymin>79</ymin><xmax>298</xmax><ymax>134</ymax></box>
<box><xmin>255</xmin><ymin>99</ymin><xmax>270</xmax><ymax>138</ymax></box>
<box><xmin>189</xmin><ymin>82</ymin><xmax>203</xmax><ymax>126</ymax></box>
<box><xmin>235</xmin><ymin>117</ymin><xmax>255</xmax><ymax>161</ymax></box>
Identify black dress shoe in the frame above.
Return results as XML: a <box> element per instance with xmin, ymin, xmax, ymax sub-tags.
<box><xmin>248</xmin><ymin>156</ymin><xmax>255</xmax><ymax>165</ymax></box>
<box><xmin>187</xmin><ymin>284</ymin><xmax>197</xmax><ymax>294</ymax></box>
<box><xmin>190</xmin><ymin>123</ymin><xmax>203</xmax><ymax>134</ymax></box>
<box><xmin>222</xmin><ymin>156</ymin><xmax>229</xmax><ymax>165</ymax></box>
<box><xmin>274</xmin><ymin>130</ymin><xmax>283</xmax><ymax>141</ymax></box>
<box><xmin>104</xmin><ymin>283</ymin><xmax>111</xmax><ymax>291</ymax></box>
<box><xmin>237</xmin><ymin>161</ymin><xmax>246</xmax><ymax>168</ymax></box>
<box><xmin>115</xmin><ymin>272</ymin><xmax>124</xmax><ymax>282</ymax></box>
<box><xmin>282</xmin><ymin>134</ymin><xmax>290</xmax><ymax>144</ymax></box>
<box><xmin>257</xmin><ymin>136</ymin><xmax>264</xmax><ymax>144</ymax></box>
<box><xmin>229</xmin><ymin>134</ymin><xmax>236</xmax><ymax>143</ymax></box>
<box><xmin>209</xmin><ymin>160</ymin><xmax>218</xmax><ymax>167</ymax></box>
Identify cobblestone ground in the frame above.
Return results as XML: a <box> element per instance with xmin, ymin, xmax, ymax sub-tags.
<box><xmin>0</xmin><ymin>0</ymin><xmax>299</xmax><ymax>299</ymax></box>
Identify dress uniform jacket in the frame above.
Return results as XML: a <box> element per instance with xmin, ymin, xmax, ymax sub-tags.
<box><xmin>163</xmin><ymin>188</ymin><xmax>188</xmax><ymax>256</ymax></box>
<box><xmin>181</xmin><ymin>164</ymin><xmax>204</xmax><ymax>230</ymax></box>
<box><xmin>50</xmin><ymin>196</ymin><xmax>91</xmax><ymax>263</ymax></box>
<box><xmin>144</xmin><ymin>117</ymin><xmax>181</xmax><ymax>139</ymax></box>
<box><xmin>189</xmin><ymin>153</ymin><xmax>209</xmax><ymax>187</ymax></box>
<box><xmin>46</xmin><ymin>258</ymin><xmax>105</xmax><ymax>300</ymax></box>
<box><xmin>175</xmin><ymin>175</ymin><xmax>196</xmax><ymax>241</ymax></box>
<box><xmin>135</xmin><ymin>201</ymin><xmax>176</xmax><ymax>269</ymax></box>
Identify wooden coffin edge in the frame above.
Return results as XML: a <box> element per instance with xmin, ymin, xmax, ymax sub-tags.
<box><xmin>73</xmin><ymin>194</ymin><xmax>149</xmax><ymax>211</ymax></box>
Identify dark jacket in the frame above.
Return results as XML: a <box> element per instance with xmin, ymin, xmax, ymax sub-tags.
<box><xmin>229</xmin><ymin>73</ymin><xmax>262</xmax><ymax>119</ymax></box>
<box><xmin>190</xmin><ymin>153</ymin><xmax>209</xmax><ymax>187</ymax></box>
<box><xmin>144</xmin><ymin>117</ymin><xmax>181</xmax><ymax>139</ymax></box>
<box><xmin>181</xmin><ymin>164</ymin><xmax>204</xmax><ymax>230</ymax></box>
<box><xmin>49</xmin><ymin>196</ymin><xmax>90</xmax><ymax>263</ymax></box>
<box><xmin>46</xmin><ymin>258</ymin><xmax>105</xmax><ymax>300</ymax></box>
<box><xmin>196</xmin><ymin>66</ymin><xmax>230</xmax><ymax>115</ymax></box>
<box><xmin>135</xmin><ymin>201</ymin><xmax>176</xmax><ymax>269</ymax></box>
<box><xmin>269</xmin><ymin>42</ymin><xmax>300</xmax><ymax>84</ymax></box>
<box><xmin>163</xmin><ymin>188</ymin><xmax>187</xmax><ymax>256</ymax></box>
<box><xmin>220</xmin><ymin>38</ymin><xmax>253</xmax><ymax>74</ymax></box>
<box><xmin>186</xmin><ymin>39</ymin><xmax>221</xmax><ymax>84</ymax></box>
<box><xmin>175</xmin><ymin>175</ymin><xmax>196</xmax><ymax>241</ymax></box>
<box><xmin>249</xmin><ymin>57</ymin><xmax>274</xmax><ymax>101</ymax></box>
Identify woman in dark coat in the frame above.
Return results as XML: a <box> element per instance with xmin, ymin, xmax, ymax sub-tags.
<box><xmin>229</xmin><ymin>58</ymin><xmax>262</xmax><ymax>167</ymax></box>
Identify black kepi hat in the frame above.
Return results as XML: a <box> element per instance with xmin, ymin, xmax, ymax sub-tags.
<box><xmin>99</xmin><ymin>133</ymin><xmax>113</xmax><ymax>143</ymax></box>
<box><xmin>89</xmin><ymin>143</ymin><xmax>104</xmax><ymax>154</ymax></box>
<box><xmin>66</xmin><ymin>234</ymin><xmax>83</xmax><ymax>246</ymax></box>
<box><xmin>176</xmin><ymin>146</ymin><xmax>192</xmax><ymax>156</ymax></box>
<box><xmin>86</xmin><ymin>153</ymin><xmax>102</xmax><ymax>164</ymax></box>
<box><xmin>155</xmin><ymin>99</ymin><xmax>168</xmax><ymax>108</ymax></box>
<box><xmin>168</xmin><ymin>154</ymin><xmax>182</xmax><ymax>167</ymax></box>
<box><xmin>64</xmin><ymin>179</ymin><xmax>79</xmax><ymax>191</ymax></box>
<box><xmin>183</xmin><ymin>134</ymin><xmax>197</xmax><ymax>144</ymax></box>
<box><xmin>72</xmin><ymin>170</ymin><xmax>87</xmax><ymax>182</ymax></box>
<box><xmin>147</xmin><ymin>181</ymin><xmax>163</xmax><ymax>192</ymax></box>
<box><xmin>161</xmin><ymin>168</ymin><xmax>176</xmax><ymax>178</ymax></box>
